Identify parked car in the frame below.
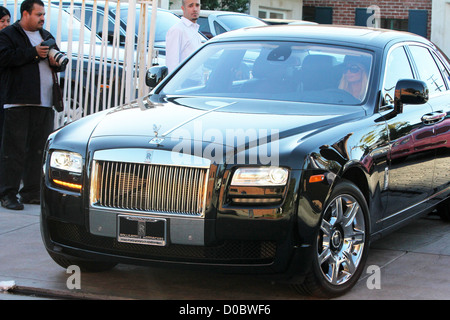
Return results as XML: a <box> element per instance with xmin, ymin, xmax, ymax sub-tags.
<box><xmin>41</xmin><ymin>24</ymin><xmax>450</xmax><ymax>297</ymax></box>
<box><xmin>53</xmin><ymin>1</ymin><xmax>128</xmax><ymax>45</ymax></box>
<box><xmin>57</xmin><ymin>1</ymin><xmax>207</xmax><ymax>56</ymax></box>
<box><xmin>5</xmin><ymin>2</ymin><xmax>101</xmax><ymax>54</ymax></box>
<box><xmin>172</xmin><ymin>9</ymin><xmax>267</xmax><ymax>38</ymax></box>
<box><xmin>263</xmin><ymin>18</ymin><xmax>318</xmax><ymax>25</ymax></box>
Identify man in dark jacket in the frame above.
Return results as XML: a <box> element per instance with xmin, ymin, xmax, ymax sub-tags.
<box><xmin>0</xmin><ymin>0</ymin><xmax>64</xmax><ymax>210</ymax></box>
<box><xmin>0</xmin><ymin>6</ymin><xmax>11</xmax><ymax>150</ymax></box>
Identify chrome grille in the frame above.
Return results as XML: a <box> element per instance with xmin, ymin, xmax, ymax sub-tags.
<box><xmin>91</xmin><ymin>160</ymin><xmax>209</xmax><ymax>217</ymax></box>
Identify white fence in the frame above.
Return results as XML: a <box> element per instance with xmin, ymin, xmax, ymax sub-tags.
<box><xmin>2</xmin><ymin>0</ymin><xmax>161</xmax><ymax>128</ymax></box>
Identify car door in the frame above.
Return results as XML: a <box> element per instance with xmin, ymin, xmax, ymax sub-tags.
<box><xmin>407</xmin><ymin>44</ymin><xmax>450</xmax><ymax>202</ymax></box>
<box><xmin>381</xmin><ymin>44</ymin><xmax>435</xmax><ymax>227</ymax></box>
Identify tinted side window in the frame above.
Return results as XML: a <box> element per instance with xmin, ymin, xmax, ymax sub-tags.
<box><xmin>96</xmin><ymin>11</ymin><xmax>116</xmax><ymax>36</ymax></box>
<box><xmin>71</xmin><ymin>7</ymin><xmax>85</xmax><ymax>22</ymax></box>
<box><xmin>383</xmin><ymin>46</ymin><xmax>414</xmax><ymax>104</ymax></box>
<box><xmin>213</xmin><ymin>21</ymin><xmax>227</xmax><ymax>35</ymax></box>
<box><xmin>409</xmin><ymin>45</ymin><xmax>446</xmax><ymax>93</ymax></box>
<box><xmin>197</xmin><ymin>17</ymin><xmax>210</xmax><ymax>34</ymax></box>
<box><xmin>432</xmin><ymin>52</ymin><xmax>450</xmax><ymax>90</ymax></box>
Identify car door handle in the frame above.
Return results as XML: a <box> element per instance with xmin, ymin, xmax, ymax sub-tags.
<box><xmin>421</xmin><ymin>111</ymin><xmax>447</xmax><ymax>124</ymax></box>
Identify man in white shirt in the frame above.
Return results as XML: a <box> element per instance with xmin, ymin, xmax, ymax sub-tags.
<box><xmin>165</xmin><ymin>0</ymin><xmax>202</xmax><ymax>73</ymax></box>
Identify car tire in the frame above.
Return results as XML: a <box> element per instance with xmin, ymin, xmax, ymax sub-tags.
<box><xmin>437</xmin><ymin>199</ymin><xmax>450</xmax><ymax>221</ymax></box>
<box><xmin>47</xmin><ymin>251</ymin><xmax>117</xmax><ymax>272</ymax></box>
<box><xmin>294</xmin><ymin>180</ymin><xmax>370</xmax><ymax>298</ymax></box>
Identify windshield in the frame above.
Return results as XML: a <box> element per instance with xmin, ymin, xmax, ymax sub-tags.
<box><xmin>217</xmin><ymin>14</ymin><xmax>267</xmax><ymax>30</ymax></box>
<box><xmin>160</xmin><ymin>41</ymin><xmax>373</xmax><ymax>105</ymax></box>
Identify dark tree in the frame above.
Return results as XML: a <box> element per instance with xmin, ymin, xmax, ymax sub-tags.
<box><xmin>200</xmin><ymin>0</ymin><xmax>220</xmax><ymax>10</ymax></box>
<box><xmin>200</xmin><ymin>0</ymin><xmax>250</xmax><ymax>13</ymax></box>
<box><xmin>219</xmin><ymin>0</ymin><xmax>249</xmax><ymax>13</ymax></box>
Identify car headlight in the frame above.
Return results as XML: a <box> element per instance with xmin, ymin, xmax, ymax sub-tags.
<box><xmin>49</xmin><ymin>151</ymin><xmax>83</xmax><ymax>191</ymax></box>
<box><xmin>50</xmin><ymin>151</ymin><xmax>82</xmax><ymax>173</ymax></box>
<box><xmin>231</xmin><ymin>167</ymin><xmax>289</xmax><ymax>186</ymax></box>
<box><xmin>228</xmin><ymin>167</ymin><xmax>289</xmax><ymax>206</ymax></box>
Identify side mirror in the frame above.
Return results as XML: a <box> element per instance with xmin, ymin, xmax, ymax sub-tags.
<box><xmin>394</xmin><ymin>79</ymin><xmax>429</xmax><ymax>113</ymax></box>
<box><xmin>146</xmin><ymin>66</ymin><xmax>168</xmax><ymax>88</ymax></box>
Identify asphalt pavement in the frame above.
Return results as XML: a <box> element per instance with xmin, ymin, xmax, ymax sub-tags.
<box><xmin>1</xmin><ymin>203</ymin><xmax>450</xmax><ymax>300</ymax></box>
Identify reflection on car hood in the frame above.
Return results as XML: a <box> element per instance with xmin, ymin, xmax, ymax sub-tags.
<box><xmin>91</xmin><ymin>95</ymin><xmax>365</xmax><ymax>144</ymax></box>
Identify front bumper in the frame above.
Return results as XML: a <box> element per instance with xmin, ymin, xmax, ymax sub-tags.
<box><xmin>40</xmin><ymin>146</ymin><xmax>317</xmax><ymax>277</ymax></box>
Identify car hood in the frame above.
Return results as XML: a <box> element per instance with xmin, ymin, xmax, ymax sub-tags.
<box><xmin>90</xmin><ymin>95</ymin><xmax>366</xmax><ymax>145</ymax></box>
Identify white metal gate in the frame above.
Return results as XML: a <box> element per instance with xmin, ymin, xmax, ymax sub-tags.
<box><xmin>2</xmin><ymin>0</ymin><xmax>161</xmax><ymax>128</ymax></box>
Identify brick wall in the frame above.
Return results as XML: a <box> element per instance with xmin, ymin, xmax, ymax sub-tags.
<box><xmin>303</xmin><ymin>0</ymin><xmax>432</xmax><ymax>38</ymax></box>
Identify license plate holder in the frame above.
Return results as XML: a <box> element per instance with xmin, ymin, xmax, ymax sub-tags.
<box><xmin>117</xmin><ymin>215</ymin><xmax>167</xmax><ymax>246</ymax></box>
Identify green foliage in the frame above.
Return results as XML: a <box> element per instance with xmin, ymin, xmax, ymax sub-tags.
<box><xmin>219</xmin><ymin>0</ymin><xmax>249</xmax><ymax>13</ymax></box>
<box><xmin>200</xmin><ymin>0</ymin><xmax>220</xmax><ymax>10</ymax></box>
<box><xmin>201</xmin><ymin>0</ymin><xmax>249</xmax><ymax>13</ymax></box>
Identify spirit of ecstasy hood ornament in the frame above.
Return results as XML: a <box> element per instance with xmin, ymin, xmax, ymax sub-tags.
<box><xmin>149</xmin><ymin>124</ymin><xmax>164</xmax><ymax>145</ymax></box>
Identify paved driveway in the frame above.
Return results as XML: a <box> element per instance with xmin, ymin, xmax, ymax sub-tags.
<box><xmin>1</xmin><ymin>204</ymin><xmax>449</xmax><ymax>300</ymax></box>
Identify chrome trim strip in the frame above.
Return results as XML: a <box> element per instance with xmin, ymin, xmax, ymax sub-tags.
<box><xmin>377</xmin><ymin>185</ymin><xmax>450</xmax><ymax>223</ymax></box>
<box><xmin>93</xmin><ymin>148</ymin><xmax>211</xmax><ymax>168</ymax></box>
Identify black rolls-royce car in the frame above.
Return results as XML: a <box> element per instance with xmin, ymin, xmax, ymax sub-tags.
<box><xmin>41</xmin><ymin>25</ymin><xmax>450</xmax><ymax>297</ymax></box>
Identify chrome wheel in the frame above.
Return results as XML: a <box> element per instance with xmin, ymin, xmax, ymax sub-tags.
<box><xmin>317</xmin><ymin>193</ymin><xmax>366</xmax><ymax>286</ymax></box>
<box><xmin>293</xmin><ymin>180</ymin><xmax>369</xmax><ymax>297</ymax></box>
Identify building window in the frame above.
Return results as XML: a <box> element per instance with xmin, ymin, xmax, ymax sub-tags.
<box><xmin>302</xmin><ymin>6</ymin><xmax>333</xmax><ymax>24</ymax></box>
<box><xmin>408</xmin><ymin>9</ymin><xmax>428</xmax><ymax>38</ymax></box>
<box><xmin>302</xmin><ymin>6</ymin><xmax>315</xmax><ymax>22</ymax></box>
<box><xmin>381</xmin><ymin>18</ymin><xmax>408</xmax><ymax>32</ymax></box>
<box><xmin>258</xmin><ymin>9</ymin><xmax>286</xmax><ymax>20</ymax></box>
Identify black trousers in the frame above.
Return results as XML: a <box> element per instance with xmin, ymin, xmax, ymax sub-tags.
<box><xmin>0</xmin><ymin>105</ymin><xmax>3</xmax><ymax>149</ymax></box>
<box><xmin>0</xmin><ymin>106</ymin><xmax>54</xmax><ymax>199</ymax></box>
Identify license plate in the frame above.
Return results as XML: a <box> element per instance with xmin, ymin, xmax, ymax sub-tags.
<box><xmin>117</xmin><ymin>215</ymin><xmax>167</xmax><ymax>246</ymax></box>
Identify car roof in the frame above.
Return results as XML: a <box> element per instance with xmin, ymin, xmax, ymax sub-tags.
<box><xmin>263</xmin><ymin>18</ymin><xmax>318</xmax><ymax>25</ymax></box>
<box><xmin>55</xmin><ymin>0</ymin><xmax>173</xmax><ymax>13</ymax></box>
<box><xmin>210</xmin><ymin>24</ymin><xmax>431</xmax><ymax>49</ymax></box>
<box><xmin>171</xmin><ymin>9</ymin><xmax>254</xmax><ymax>17</ymax></box>
<box><xmin>199</xmin><ymin>10</ymin><xmax>256</xmax><ymax>17</ymax></box>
